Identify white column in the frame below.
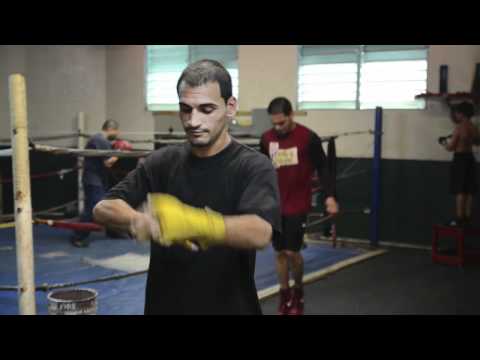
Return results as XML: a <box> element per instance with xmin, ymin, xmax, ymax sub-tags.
<box><xmin>9</xmin><ymin>74</ymin><xmax>36</xmax><ymax>315</ymax></box>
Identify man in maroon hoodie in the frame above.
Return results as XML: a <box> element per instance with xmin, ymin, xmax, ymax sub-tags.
<box><xmin>260</xmin><ymin>97</ymin><xmax>339</xmax><ymax>315</ymax></box>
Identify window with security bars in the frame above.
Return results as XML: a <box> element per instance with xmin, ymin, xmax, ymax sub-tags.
<box><xmin>298</xmin><ymin>45</ymin><xmax>428</xmax><ymax>110</ymax></box>
<box><xmin>146</xmin><ymin>45</ymin><xmax>239</xmax><ymax>111</ymax></box>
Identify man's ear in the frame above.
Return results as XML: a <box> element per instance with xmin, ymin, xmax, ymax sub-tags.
<box><xmin>226</xmin><ymin>96</ymin><xmax>238</xmax><ymax>119</ymax></box>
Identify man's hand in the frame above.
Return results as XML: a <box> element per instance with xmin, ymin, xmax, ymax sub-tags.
<box><xmin>148</xmin><ymin>193</ymin><xmax>226</xmax><ymax>250</ymax></box>
<box><xmin>112</xmin><ymin>139</ymin><xmax>133</xmax><ymax>151</ymax></box>
<box><xmin>129</xmin><ymin>211</ymin><xmax>161</xmax><ymax>243</ymax></box>
<box><xmin>104</xmin><ymin>156</ymin><xmax>119</xmax><ymax>168</ymax></box>
<box><xmin>438</xmin><ymin>134</ymin><xmax>455</xmax><ymax>150</ymax></box>
<box><xmin>325</xmin><ymin>196</ymin><xmax>339</xmax><ymax>216</ymax></box>
<box><xmin>129</xmin><ymin>203</ymin><xmax>199</xmax><ymax>251</ymax></box>
<box><xmin>438</xmin><ymin>136</ymin><xmax>448</xmax><ymax>146</ymax></box>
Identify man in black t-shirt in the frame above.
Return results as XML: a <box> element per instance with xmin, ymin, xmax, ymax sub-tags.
<box><xmin>93</xmin><ymin>59</ymin><xmax>281</xmax><ymax>314</ymax></box>
<box><xmin>70</xmin><ymin>119</ymin><xmax>120</xmax><ymax>248</ymax></box>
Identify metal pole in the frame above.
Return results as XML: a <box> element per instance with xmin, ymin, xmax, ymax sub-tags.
<box><xmin>355</xmin><ymin>46</ymin><xmax>364</xmax><ymax>110</ymax></box>
<box><xmin>331</xmin><ymin>223</ymin><xmax>337</xmax><ymax>248</ymax></box>
<box><xmin>77</xmin><ymin>112</ymin><xmax>86</xmax><ymax>216</ymax></box>
<box><xmin>370</xmin><ymin>107</ymin><xmax>383</xmax><ymax>247</ymax></box>
<box><xmin>9</xmin><ymin>74</ymin><xmax>36</xmax><ymax>315</ymax></box>
<box><xmin>0</xmin><ymin>171</ymin><xmax>3</xmax><ymax>217</ymax></box>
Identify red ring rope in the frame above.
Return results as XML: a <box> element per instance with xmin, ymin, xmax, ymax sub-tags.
<box><xmin>34</xmin><ymin>218</ymin><xmax>103</xmax><ymax>232</ymax></box>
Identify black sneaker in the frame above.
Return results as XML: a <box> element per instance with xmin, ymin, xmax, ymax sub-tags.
<box><xmin>105</xmin><ymin>229</ymin><xmax>128</xmax><ymax>239</ymax></box>
<box><xmin>446</xmin><ymin>218</ymin><xmax>464</xmax><ymax>227</ymax></box>
<box><xmin>70</xmin><ymin>237</ymin><xmax>89</xmax><ymax>248</ymax></box>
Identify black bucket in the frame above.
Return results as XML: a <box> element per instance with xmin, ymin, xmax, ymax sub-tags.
<box><xmin>47</xmin><ymin>288</ymin><xmax>98</xmax><ymax>315</ymax></box>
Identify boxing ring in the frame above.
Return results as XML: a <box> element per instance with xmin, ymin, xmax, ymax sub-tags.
<box><xmin>0</xmin><ymin>224</ymin><xmax>383</xmax><ymax>314</ymax></box>
<box><xmin>0</xmin><ymin>74</ymin><xmax>385</xmax><ymax>314</ymax></box>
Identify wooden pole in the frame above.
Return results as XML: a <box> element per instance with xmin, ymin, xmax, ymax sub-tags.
<box><xmin>77</xmin><ymin>112</ymin><xmax>86</xmax><ymax>216</ymax></box>
<box><xmin>9</xmin><ymin>74</ymin><xmax>36</xmax><ymax>315</ymax></box>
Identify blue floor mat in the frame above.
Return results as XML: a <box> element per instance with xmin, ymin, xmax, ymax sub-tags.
<box><xmin>0</xmin><ymin>226</ymin><xmax>363</xmax><ymax>315</ymax></box>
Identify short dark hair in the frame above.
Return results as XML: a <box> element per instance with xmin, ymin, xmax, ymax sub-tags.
<box><xmin>102</xmin><ymin>119</ymin><xmax>119</xmax><ymax>131</ymax></box>
<box><xmin>452</xmin><ymin>101</ymin><xmax>475</xmax><ymax>118</ymax></box>
<box><xmin>176</xmin><ymin>59</ymin><xmax>232</xmax><ymax>104</ymax></box>
<box><xmin>267</xmin><ymin>97</ymin><xmax>293</xmax><ymax>116</ymax></box>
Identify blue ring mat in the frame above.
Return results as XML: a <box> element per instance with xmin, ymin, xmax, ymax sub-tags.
<box><xmin>0</xmin><ymin>225</ymin><xmax>363</xmax><ymax>315</ymax></box>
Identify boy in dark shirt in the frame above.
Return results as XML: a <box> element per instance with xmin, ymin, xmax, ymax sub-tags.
<box><xmin>70</xmin><ymin>119</ymin><xmax>119</xmax><ymax>247</ymax></box>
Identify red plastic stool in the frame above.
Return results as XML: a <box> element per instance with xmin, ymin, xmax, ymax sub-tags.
<box><xmin>432</xmin><ymin>224</ymin><xmax>480</xmax><ymax>266</ymax></box>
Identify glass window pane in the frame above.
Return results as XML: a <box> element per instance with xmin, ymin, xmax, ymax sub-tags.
<box><xmin>359</xmin><ymin>59</ymin><xmax>427</xmax><ymax>109</ymax></box>
<box><xmin>298</xmin><ymin>63</ymin><xmax>358</xmax><ymax>109</ymax></box>
<box><xmin>146</xmin><ymin>46</ymin><xmax>239</xmax><ymax>110</ymax></box>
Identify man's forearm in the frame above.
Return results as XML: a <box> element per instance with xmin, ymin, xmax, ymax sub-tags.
<box><xmin>223</xmin><ymin>215</ymin><xmax>272</xmax><ymax>250</ymax></box>
<box><xmin>96</xmin><ymin>195</ymin><xmax>274</xmax><ymax>250</ymax></box>
<box><xmin>319</xmin><ymin>167</ymin><xmax>336</xmax><ymax>199</ymax></box>
<box><xmin>93</xmin><ymin>199</ymin><xmax>138</xmax><ymax>232</ymax></box>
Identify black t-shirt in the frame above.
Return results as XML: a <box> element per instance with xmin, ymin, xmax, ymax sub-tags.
<box><xmin>105</xmin><ymin>139</ymin><xmax>281</xmax><ymax>314</ymax></box>
<box><xmin>83</xmin><ymin>133</ymin><xmax>112</xmax><ymax>187</ymax></box>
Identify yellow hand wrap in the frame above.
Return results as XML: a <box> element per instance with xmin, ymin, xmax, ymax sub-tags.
<box><xmin>148</xmin><ymin>193</ymin><xmax>226</xmax><ymax>250</ymax></box>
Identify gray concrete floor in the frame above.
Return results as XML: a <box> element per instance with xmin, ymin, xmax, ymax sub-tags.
<box><xmin>260</xmin><ymin>247</ymin><xmax>480</xmax><ymax>315</ymax></box>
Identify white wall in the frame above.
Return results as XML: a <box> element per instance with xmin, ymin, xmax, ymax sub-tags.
<box><xmin>0</xmin><ymin>45</ymin><xmax>107</xmax><ymax>147</ymax></box>
<box><xmin>0</xmin><ymin>45</ymin><xmax>27</xmax><ymax>137</ymax></box>
<box><xmin>238</xmin><ymin>45</ymin><xmax>480</xmax><ymax>161</ymax></box>
<box><xmin>238</xmin><ymin>45</ymin><xmax>298</xmax><ymax>110</ymax></box>
<box><xmin>106</xmin><ymin>45</ymin><xmax>155</xmax><ymax>148</ymax></box>
<box><xmin>105</xmin><ymin>45</ymin><xmax>480</xmax><ymax>160</ymax></box>
<box><xmin>5</xmin><ymin>45</ymin><xmax>476</xmax><ymax>159</ymax></box>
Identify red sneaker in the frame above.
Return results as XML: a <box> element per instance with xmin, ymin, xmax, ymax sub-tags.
<box><xmin>288</xmin><ymin>287</ymin><xmax>304</xmax><ymax>315</ymax></box>
<box><xmin>278</xmin><ymin>288</ymin><xmax>292</xmax><ymax>315</ymax></box>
